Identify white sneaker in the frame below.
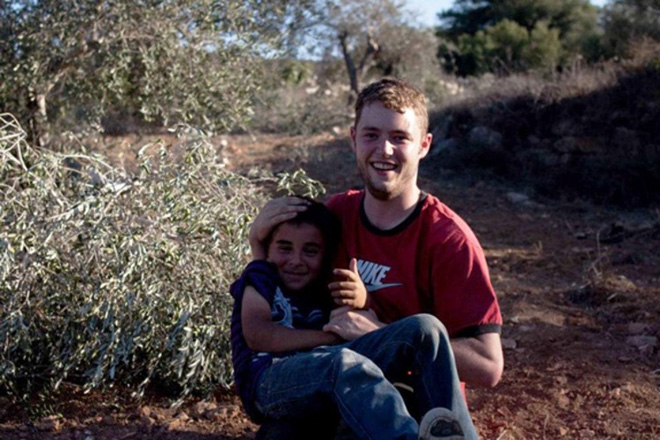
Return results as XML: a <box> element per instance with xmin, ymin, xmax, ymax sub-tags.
<box><xmin>418</xmin><ymin>408</ymin><xmax>465</xmax><ymax>440</ymax></box>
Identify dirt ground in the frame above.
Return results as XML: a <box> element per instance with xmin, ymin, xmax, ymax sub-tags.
<box><xmin>1</xmin><ymin>132</ymin><xmax>659</xmax><ymax>439</ymax></box>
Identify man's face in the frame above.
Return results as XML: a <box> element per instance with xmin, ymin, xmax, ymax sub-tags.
<box><xmin>351</xmin><ymin>102</ymin><xmax>431</xmax><ymax>201</ymax></box>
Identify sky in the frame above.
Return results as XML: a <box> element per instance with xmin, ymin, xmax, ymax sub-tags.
<box><xmin>405</xmin><ymin>0</ymin><xmax>611</xmax><ymax>27</ymax></box>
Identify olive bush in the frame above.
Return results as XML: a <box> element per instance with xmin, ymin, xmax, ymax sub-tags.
<box><xmin>0</xmin><ymin>0</ymin><xmax>318</xmax><ymax>144</ymax></box>
<box><xmin>0</xmin><ymin>114</ymin><xmax>323</xmax><ymax>401</ymax></box>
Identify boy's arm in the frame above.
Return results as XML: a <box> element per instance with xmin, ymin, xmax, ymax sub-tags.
<box><xmin>241</xmin><ymin>285</ymin><xmax>343</xmax><ymax>353</ymax></box>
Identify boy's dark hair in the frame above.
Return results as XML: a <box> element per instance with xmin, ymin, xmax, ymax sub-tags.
<box><xmin>355</xmin><ymin>77</ymin><xmax>429</xmax><ymax>136</ymax></box>
<box><xmin>265</xmin><ymin>197</ymin><xmax>341</xmax><ymax>274</ymax></box>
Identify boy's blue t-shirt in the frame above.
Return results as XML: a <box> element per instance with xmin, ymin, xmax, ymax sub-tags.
<box><xmin>230</xmin><ymin>260</ymin><xmax>332</xmax><ymax>421</ymax></box>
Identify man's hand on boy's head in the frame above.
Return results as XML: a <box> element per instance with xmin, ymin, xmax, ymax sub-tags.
<box><xmin>248</xmin><ymin>197</ymin><xmax>310</xmax><ymax>259</ymax></box>
<box><xmin>329</xmin><ymin>258</ymin><xmax>368</xmax><ymax>309</ymax></box>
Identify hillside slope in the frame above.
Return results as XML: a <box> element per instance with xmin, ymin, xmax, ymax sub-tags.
<box><xmin>427</xmin><ymin>63</ymin><xmax>660</xmax><ymax>207</ymax></box>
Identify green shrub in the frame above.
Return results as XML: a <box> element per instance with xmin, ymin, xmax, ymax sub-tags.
<box><xmin>450</xmin><ymin>19</ymin><xmax>562</xmax><ymax>75</ymax></box>
<box><xmin>0</xmin><ymin>114</ymin><xmax>324</xmax><ymax>403</ymax></box>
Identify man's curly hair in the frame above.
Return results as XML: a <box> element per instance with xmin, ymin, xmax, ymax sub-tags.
<box><xmin>354</xmin><ymin>77</ymin><xmax>429</xmax><ymax>136</ymax></box>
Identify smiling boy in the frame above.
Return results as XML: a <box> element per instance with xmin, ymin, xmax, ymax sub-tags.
<box><xmin>230</xmin><ymin>201</ymin><xmax>341</xmax><ymax>423</ymax></box>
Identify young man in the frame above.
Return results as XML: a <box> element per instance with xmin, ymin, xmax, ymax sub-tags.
<box><xmin>249</xmin><ymin>78</ymin><xmax>503</xmax><ymax>438</ymax></box>
<box><xmin>324</xmin><ymin>78</ymin><xmax>503</xmax><ymax>388</ymax></box>
<box><xmin>232</xmin><ymin>200</ymin><xmax>472</xmax><ymax>440</ymax></box>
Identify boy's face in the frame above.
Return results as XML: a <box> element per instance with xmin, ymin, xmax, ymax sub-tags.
<box><xmin>351</xmin><ymin>102</ymin><xmax>431</xmax><ymax>201</ymax></box>
<box><xmin>267</xmin><ymin>222</ymin><xmax>325</xmax><ymax>293</ymax></box>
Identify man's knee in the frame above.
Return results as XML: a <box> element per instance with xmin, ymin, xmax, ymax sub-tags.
<box><xmin>404</xmin><ymin>313</ymin><xmax>449</xmax><ymax>339</ymax></box>
<box><xmin>332</xmin><ymin>348</ymin><xmax>373</xmax><ymax>372</ymax></box>
<box><xmin>331</xmin><ymin>348</ymin><xmax>384</xmax><ymax>387</ymax></box>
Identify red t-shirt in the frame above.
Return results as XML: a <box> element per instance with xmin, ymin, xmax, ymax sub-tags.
<box><xmin>327</xmin><ymin>190</ymin><xmax>502</xmax><ymax>338</ymax></box>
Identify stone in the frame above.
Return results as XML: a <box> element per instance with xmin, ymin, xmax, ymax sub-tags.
<box><xmin>203</xmin><ymin>405</ymin><xmax>231</xmax><ymax>422</ymax></box>
<box><xmin>551</xmin><ymin>119</ymin><xmax>579</xmax><ymax>137</ymax></box>
<box><xmin>613</xmin><ymin>127</ymin><xmax>641</xmax><ymax>151</ymax></box>
<box><xmin>167</xmin><ymin>413</ymin><xmax>190</xmax><ymax>431</ymax></box>
<box><xmin>429</xmin><ymin>138</ymin><xmax>459</xmax><ymax>157</ymax></box>
<box><xmin>556</xmin><ymin>392</ymin><xmax>570</xmax><ymax>409</ymax></box>
<box><xmin>501</xmin><ymin>338</ymin><xmax>517</xmax><ymax>349</ymax></box>
<box><xmin>192</xmin><ymin>401</ymin><xmax>218</xmax><ymax>419</ymax></box>
<box><xmin>506</xmin><ymin>192</ymin><xmax>530</xmax><ymax>205</ymax></box>
<box><xmin>140</xmin><ymin>415</ymin><xmax>155</xmax><ymax>426</ymax></box>
<box><xmin>626</xmin><ymin>336</ymin><xmax>657</xmax><ymax>350</ymax></box>
<box><xmin>526</xmin><ymin>135</ymin><xmax>541</xmax><ymax>147</ymax></box>
<box><xmin>468</xmin><ymin>126</ymin><xmax>502</xmax><ymax>150</ymax></box>
<box><xmin>37</xmin><ymin>415</ymin><xmax>61</xmax><ymax>432</ymax></box>
<box><xmin>627</xmin><ymin>323</ymin><xmax>651</xmax><ymax>335</ymax></box>
<box><xmin>553</xmin><ymin>136</ymin><xmax>577</xmax><ymax>153</ymax></box>
<box><xmin>531</xmin><ymin>149</ymin><xmax>563</xmax><ymax>167</ymax></box>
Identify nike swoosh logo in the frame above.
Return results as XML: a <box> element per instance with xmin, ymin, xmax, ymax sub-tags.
<box><xmin>366</xmin><ymin>283</ymin><xmax>403</xmax><ymax>292</ymax></box>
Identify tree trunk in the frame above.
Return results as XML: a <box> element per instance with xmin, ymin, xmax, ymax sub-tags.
<box><xmin>339</xmin><ymin>31</ymin><xmax>359</xmax><ymax>105</ymax></box>
<box><xmin>27</xmin><ymin>86</ymin><xmax>50</xmax><ymax>147</ymax></box>
<box><xmin>338</xmin><ymin>30</ymin><xmax>380</xmax><ymax>106</ymax></box>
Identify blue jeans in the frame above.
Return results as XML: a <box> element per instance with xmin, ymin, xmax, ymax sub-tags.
<box><xmin>254</xmin><ymin>314</ymin><xmax>479</xmax><ymax>440</ymax></box>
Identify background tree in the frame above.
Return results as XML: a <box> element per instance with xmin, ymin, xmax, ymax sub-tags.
<box><xmin>372</xmin><ymin>25</ymin><xmax>442</xmax><ymax>81</ymax></box>
<box><xmin>444</xmin><ymin>18</ymin><xmax>561</xmax><ymax>74</ymax></box>
<box><xmin>0</xmin><ymin>0</ymin><xmax>315</xmax><ymax>145</ymax></box>
<box><xmin>601</xmin><ymin>0</ymin><xmax>660</xmax><ymax>57</ymax></box>
<box><xmin>321</xmin><ymin>0</ymin><xmax>405</xmax><ymax>101</ymax></box>
<box><xmin>307</xmin><ymin>0</ymin><xmax>440</xmax><ymax>102</ymax></box>
<box><xmin>436</xmin><ymin>0</ymin><xmax>599</xmax><ymax>75</ymax></box>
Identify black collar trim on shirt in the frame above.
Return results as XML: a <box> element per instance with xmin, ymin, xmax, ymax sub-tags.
<box><xmin>359</xmin><ymin>192</ymin><xmax>428</xmax><ymax>236</ymax></box>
